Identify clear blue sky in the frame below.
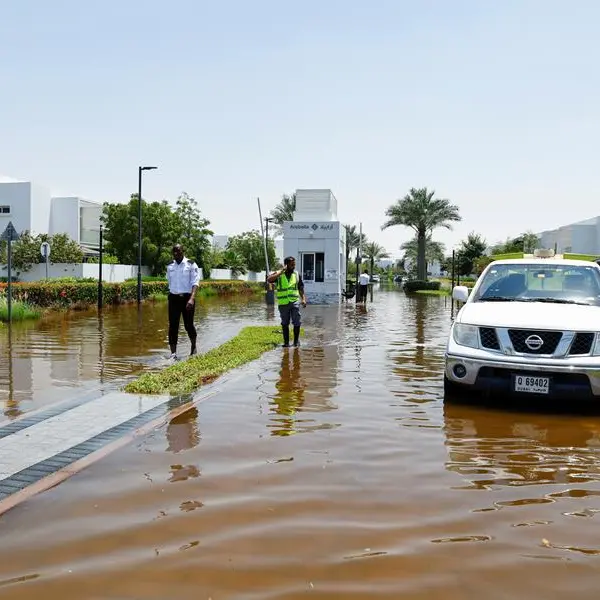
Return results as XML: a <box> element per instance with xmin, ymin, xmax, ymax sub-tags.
<box><xmin>2</xmin><ymin>0</ymin><xmax>599</xmax><ymax>258</ymax></box>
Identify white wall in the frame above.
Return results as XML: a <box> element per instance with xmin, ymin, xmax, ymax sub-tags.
<box><xmin>538</xmin><ymin>217</ymin><xmax>600</xmax><ymax>255</ymax></box>
<box><xmin>294</xmin><ymin>189</ymin><xmax>338</xmax><ymax>222</ymax></box>
<box><xmin>49</xmin><ymin>196</ymin><xmax>79</xmax><ymax>240</ymax></box>
<box><xmin>0</xmin><ymin>181</ymin><xmax>42</xmax><ymax>236</ymax></box>
<box><xmin>30</xmin><ymin>183</ymin><xmax>52</xmax><ymax>236</ymax></box>
<box><xmin>4</xmin><ymin>263</ymin><xmax>151</xmax><ymax>283</ymax></box>
<box><xmin>209</xmin><ymin>268</ymin><xmax>266</xmax><ymax>281</ymax></box>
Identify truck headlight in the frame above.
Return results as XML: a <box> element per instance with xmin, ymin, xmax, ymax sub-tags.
<box><xmin>453</xmin><ymin>323</ymin><xmax>479</xmax><ymax>349</ymax></box>
<box><xmin>592</xmin><ymin>334</ymin><xmax>600</xmax><ymax>356</ymax></box>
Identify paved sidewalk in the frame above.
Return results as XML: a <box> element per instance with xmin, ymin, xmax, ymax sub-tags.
<box><xmin>0</xmin><ymin>389</ymin><xmax>200</xmax><ymax>510</ymax></box>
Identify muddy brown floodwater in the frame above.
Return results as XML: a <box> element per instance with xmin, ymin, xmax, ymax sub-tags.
<box><xmin>1</xmin><ymin>286</ymin><xmax>600</xmax><ymax>599</ymax></box>
<box><xmin>0</xmin><ymin>295</ymin><xmax>270</xmax><ymax>420</ymax></box>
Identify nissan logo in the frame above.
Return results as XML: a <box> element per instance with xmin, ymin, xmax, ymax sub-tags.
<box><xmin>525</xmin><ymin>335</ymin><xmax>544</xmax><ymax>350</ymax></box>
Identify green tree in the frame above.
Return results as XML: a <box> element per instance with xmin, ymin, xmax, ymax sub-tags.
<box><xmin>344</xmin><ymin>224</ymin><xmax>368</xmax><ymax>277</ymax></box>
<box><xmin>382</xmin><ymin>187</ymin><xmax>461</xmax><ymax>280</ymax></box>
<box><xmin>457</xmin><ymin>232</ymin><xmax>487</xmax><ymax>276</ymax></box>
<box><xmin>1</xmin><ymin>231</ymin><xmax>83</xmax><ymax>272</ymax></box>
<box><xmin>400</xmin><ymin>235</ymin><xmax>446</xmax><ymax>270</ymax></box>
<box><xmin>222</xmin><ymin>249</ymin><xmax>247</xmax><ymax>278</ymax></box>
<box><xmin>363</xmin><ymin>241</ymin><xmax>390</xmax><ymax>275</ymax></box>
<box><xmin>491</xmin><ymin>230</ymin><xmax>540</xmax><ymax>255</ymax></box>
<box><xmin>101</xmin><ymin>192</ymin><xmax>212</xmax><ymax>276</ymax></box>
<box><xmin>270</xmin><ymin>193</ymin><xmax>296</xmax><ymax>236</ymax></box>
<box><xmin>226</xmin><ymin>230</ymin><xmax>276</xmax><ymax>273</ymax></box>
<box><xmin>173</xmin><ymin>192</ymin><xmax>213</xmax><ymax>271</ymax></box>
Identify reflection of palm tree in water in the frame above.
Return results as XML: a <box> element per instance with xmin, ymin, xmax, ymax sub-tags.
<box><xmin>271</xmin><ymin>349</ymin><xmax>305</xmax><ymax>436</ymax></box>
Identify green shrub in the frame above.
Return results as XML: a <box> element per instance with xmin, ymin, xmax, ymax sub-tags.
<box><xmin>0</xmin><ymin>280</ymin><xmax>263</xmax><ymax>309</ymax></box>
<box><xmin>403</xmin><ymin>280</ymin><xmax>441</xmax><ymax>293</ymax></box>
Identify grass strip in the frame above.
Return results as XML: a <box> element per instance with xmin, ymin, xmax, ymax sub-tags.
<box><xmin>415</xmin><ymin>289</ymin><xmax>450</xmax><ymax>296</ymax></box>
<box><xmin>124</xmin><ymin>325</ymin><xmax>283</xmax><ymax>395</ymax></box>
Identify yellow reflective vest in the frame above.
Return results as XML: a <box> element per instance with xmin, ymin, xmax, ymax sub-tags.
<box><xmin>276</xmin><ymin>271</ymin><xmax>300</xmax><ymax>305</ymax></box>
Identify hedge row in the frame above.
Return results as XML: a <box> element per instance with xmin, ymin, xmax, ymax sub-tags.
<box><xmin>0</xmin><ymin>280</ymin><xmax>263</xmax><ymax>308</ymax></box>
<box><xmin>403</xmin><ymin>280</ymin><xmax>441</xmax><ymax>293</ymax></box>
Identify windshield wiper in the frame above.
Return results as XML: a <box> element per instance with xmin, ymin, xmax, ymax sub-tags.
<box><xmin>479</xmin><ymin>296</ymin><xmax>518</xmax><ymax>302</ymax></box>
<box><xmin>522</xmin><ymin>297</ymin><xmax>591</xmax><ymax>306</ymax></box>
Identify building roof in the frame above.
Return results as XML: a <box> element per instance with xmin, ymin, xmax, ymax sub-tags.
<box><xmin>0</xmin><ymin>174</ymin><xmax>27</xmax><ymax>184</ymax></box>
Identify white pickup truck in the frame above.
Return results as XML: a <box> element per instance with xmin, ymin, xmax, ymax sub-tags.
<box><xmin>445</xmin><ymin>250</ymin><xmax>600</xmax><ymax>400</ymax></box>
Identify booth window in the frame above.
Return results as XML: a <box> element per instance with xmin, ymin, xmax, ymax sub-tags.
<box><xmin>302</xmin><ymin>252</ymin><xmax>325</xmax><ymax>282</ymax></box>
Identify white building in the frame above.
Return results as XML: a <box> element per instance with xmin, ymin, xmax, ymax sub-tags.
<box><xmin>0</xmin><ymin>176</ymin><xmax>101</xmax><ymax>251</ymax></box>
<box><xmin>274</xmin><ymin>238</ymin><xmax>284</xmax><ymax>263</ymax></box>
<box><xmin>282</xmin><ymin>189</ymin><xmax>346</xmax><ymax>303</ymax></box>
<box><xmin>211</xmin><ymin>234</ymin><xmax>229</xmax><ymax>249</ymax></box>
<box><xmin>538</xmin><ymin>215</ymin><xmax>600</xmax><ymax>255</ymax></box>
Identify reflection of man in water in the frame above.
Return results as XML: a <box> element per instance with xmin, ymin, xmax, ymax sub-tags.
<box><xmin>166</xmin><ymin>406</ymin><xmax>200</xmax><ymax>453</ymax></box>
<box><xmin>271</xmin><ymin>349</ymin><xmax>305</xmax><ymax>435</ymax></box>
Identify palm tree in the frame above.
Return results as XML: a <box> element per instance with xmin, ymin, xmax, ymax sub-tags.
<box><xmin>382</xmin><ymin>187</ymin><xmax>461</xmax><ymax>280</ymax></box>
<box><xmin>400</xmin><ymin>235</ymin><xmax>445</xmax><ymax>274</ymax></box>
<box><xmin>344</xmin><ymin>224</ymin><xmax>368</xmax><ymax>278</ymax></box>
<box><xmin>270</xmin><ymin>193</ymin><xmax>296</xmax><ymax>236</ymax></box>
<box><xmin>363</xmin><ymin>241</ymin><xmax>390</xmax><ymax>275</ymax></box>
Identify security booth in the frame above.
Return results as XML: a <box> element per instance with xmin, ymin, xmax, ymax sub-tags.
<box><xmin>282</xmin><ymin>189</ymin><xmax>346</xmax><ymax>304</ymax></box>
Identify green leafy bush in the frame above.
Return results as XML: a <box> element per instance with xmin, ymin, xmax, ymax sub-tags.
<box><xmin>403</xmin><ymin>280</ymin><xmax>441</xmax><ymax>293</ymax></box>
<box><xmin>0</xmin><ymin>280</ymin><xmax>263</xmax><ymax>309</ymax></box>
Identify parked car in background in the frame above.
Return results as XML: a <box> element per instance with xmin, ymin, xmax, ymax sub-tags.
<box><xmin>445</xmin><ymin>249</ymin><xmax>600</xmax><ymax>401</ymax></box>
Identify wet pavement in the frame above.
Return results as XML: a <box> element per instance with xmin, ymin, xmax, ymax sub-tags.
<box><xmin>1</xmin><ymin>286</ymin><xmax>600</xmax><ymax>598</ymax></box>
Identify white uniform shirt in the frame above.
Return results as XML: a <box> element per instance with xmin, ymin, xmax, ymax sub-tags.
<box><xmin>167</xmin><ymin>258</ymin><xmax>200</xmax><ymax>294</ymax></box>
<box><xmin>359</xmin><ymin>273</ymin><xmax>370</xmax><ymax>285</ymax></box>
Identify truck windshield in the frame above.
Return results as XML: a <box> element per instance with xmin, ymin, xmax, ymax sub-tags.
<box><xmin>473</xmin><ymin>263</ymin><xmax>600</xmax><ymax>306</ymax></box>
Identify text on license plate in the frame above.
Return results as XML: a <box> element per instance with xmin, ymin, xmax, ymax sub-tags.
<box><xmin>514</xmin><ymin>375</ymin><xmax>550</xmax><ymax>394</ymax></box>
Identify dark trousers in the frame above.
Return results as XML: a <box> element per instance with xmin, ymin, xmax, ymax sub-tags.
<box><xmin>168</xmin><ymin>293</ymin><xmax>197</xmax><ymax>350</ymax></box>
<box><xmin>358</xmin><ymin>284</ymin><xmax>368</xmax><ymax>302</ymax></box>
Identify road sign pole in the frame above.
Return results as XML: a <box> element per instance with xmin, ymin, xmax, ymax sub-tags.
<box><xmin>1</xmin><ymin>222</ymin><xmax>20</xmax><ymax>323</ymax></box>
<box><xmin>7</xmin><ymin>239</ymin><xmax>12</xmax><ymax>323</ymax></box>
<box><xmin>45</xmin><ymin>252</ymin><xmax>48</xmax><ymax>280</ymax></box>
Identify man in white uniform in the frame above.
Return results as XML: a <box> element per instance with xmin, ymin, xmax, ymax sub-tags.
<box><xmin>358</xmin><ymin>267</ymin><xmax>370</xmax><ymax>303</ymax></box>
<box><xmin>166</xmin><ymin>244</ymin><xmax>200</xmax><ymax>359</ymax></box>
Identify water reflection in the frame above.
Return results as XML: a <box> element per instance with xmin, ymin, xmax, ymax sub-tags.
<box><xmin>443</xmin><ymin>401</ymin><xmax>600</xmax><ymax>491</ymax></box>
<box><xmin>270</xmin><ymin>349</ymin><xmax>305</xmax><ymax>435</ymax></box>
<box><xmin>267</xmin><ymin>309</ymin><xmax>342</xmax><ymax>436</ymax></box>
<box><xmin>2</xmin><ymin>325</ymin><xmax>20</xmax><ymax>419</ymax></box>
<box><xmin>165</xmin><ymin>406</ymin><xmax>200</xmax><ymax>453</ymax></box>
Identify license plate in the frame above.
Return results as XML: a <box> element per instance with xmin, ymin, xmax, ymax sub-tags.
<box><xmin>514</xmin><ymin>374</ymin><xmax>550</xmax><ymax>394</ymax></box>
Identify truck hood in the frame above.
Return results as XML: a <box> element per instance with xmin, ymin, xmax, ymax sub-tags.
<box><xmin>458</xmin><ymin>301</ymin><xmax>600</xmax><ymax>331</ymax></box>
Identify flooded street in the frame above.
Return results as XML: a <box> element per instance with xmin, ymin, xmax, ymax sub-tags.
<box><xmin>0</xmin><ymin>296</ymin><xmax>269</xmax><ymax>421</ymax></box>
<box><xmin>1</xmin><ymin>286</ymin><xmax>600</xmax><ymax>598</ymax></box>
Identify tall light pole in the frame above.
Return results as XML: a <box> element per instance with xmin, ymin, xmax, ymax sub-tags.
<box><xmin>137</xmin><ymin>165</ymin><xmax>157</xmax><ymax>304</ymax></box>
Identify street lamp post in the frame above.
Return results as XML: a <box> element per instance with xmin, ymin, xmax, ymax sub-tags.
<box><xmin>264</xmin><ymin>217</ymin><xmax>275</xmax><ymax>306</ymax></box>
<box><xmin>137</xmin><ymin>165</ymin><xmax>157</xmax><ymax>305</ymax></box>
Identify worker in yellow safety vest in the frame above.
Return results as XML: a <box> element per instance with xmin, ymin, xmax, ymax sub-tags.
<box><xmin>267</xmin><ymin>256</ymin><xmax>308</xmax><ymax>347</ymax></box>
